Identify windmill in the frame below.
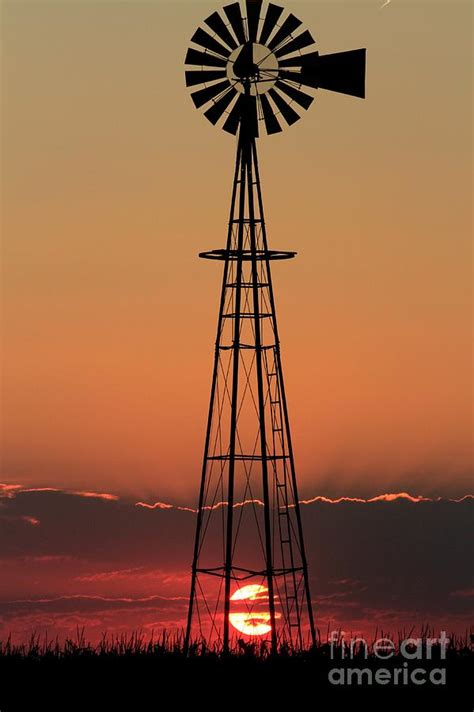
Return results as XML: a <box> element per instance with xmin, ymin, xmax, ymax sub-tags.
<box><xmin>183</xmin><ymin>1</ymin><xmax>366</xmax><ymax>653</ymax></box>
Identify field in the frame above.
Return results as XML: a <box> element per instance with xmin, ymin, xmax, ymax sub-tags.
<box><xmin>0</xmin><ymin>629</ymin><xmax>472</xmax><ymax>711</ymax></box>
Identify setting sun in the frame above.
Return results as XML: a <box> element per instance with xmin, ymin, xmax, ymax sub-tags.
<box><xmin>229</xmin><ymin>585</ymin><xmax>276</xmax><ymax>637</ymax></box>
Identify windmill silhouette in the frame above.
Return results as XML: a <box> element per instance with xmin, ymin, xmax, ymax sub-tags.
<box><xmin>184</xmin><ymin>1</ymin><xmax>366</xmax><ymax>653</ymax></box>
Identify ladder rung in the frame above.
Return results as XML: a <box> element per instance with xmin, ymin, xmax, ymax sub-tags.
<box><xmin>230</xmin><ymin>218</ymin><xmax>263</xmax><ymax>224</ymax></box>
<box><xmin>223</xmin><ymin>312</ymin><xmax>272</xmax><ymax>319</ymax></box>
<box><xmin>225</xmin><ymin>282</ymin><xmax>269</xmax><ymax>289</ymax></box>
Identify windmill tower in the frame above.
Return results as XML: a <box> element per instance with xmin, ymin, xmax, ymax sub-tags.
<box><xmin>184</xmin><ymin>1</ymin><xmax>366</xmax><ymax>653</ymax></box>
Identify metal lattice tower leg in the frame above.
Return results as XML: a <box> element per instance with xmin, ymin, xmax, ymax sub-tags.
<box><xmin>184</xmin><ymin>90</ymin><xmax>316</xmax><ymax>654</ymax></box>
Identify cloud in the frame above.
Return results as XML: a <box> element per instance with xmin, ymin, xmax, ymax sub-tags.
<box><xmin>450</xmin><ymin>588</ymin><xmax>474</xmax><ymax>599</ymax></box>
<box><xmin>24</xmin><ymin>555</ymin><xmax>73</xmax><ymax>563</ymax></box>
<box><xmin>136</xmin><ymin>491</ymin><xmax>473</xmax><ymax>511</ymax></box>
<box><xmin>74</xmin><ymin>567</ymin><xmax>145</xmax><ymax>583</ymax></box>
<box><xmin>0</xmin><ymin>594</ymin><xmax>189</xmax><ymax>641</ymax></box>
<box><xmin>20</xmin><ymin>487</ymin><xmax>60</xmax><ymax>494</ymax></box>
<box><xmin>0</xmin><ymin>514</ymin><xmax>40</xmax><ymax>526</ymax></box>
<box><xmin>71</xmin><ymin>491</ymin><xmax>119</xmax><ymax>501</ymax></box>
<box><xmin>135</xmin><ymin>498</ymin><xmax>265</xmax><ymax>512</ymax></box>
<box><xmin>135</xmin><ymin>501</ymin><xmax>174</xmax><ymax>510</ymax></box>
<box><xmin>0</xmin><ymin>483</ymin><xmax>472</xmax><ymax>642</ymax></box>
<box><xmin>0</xmin><ymin>484</ymin><xmax>22</xmax><ymax>499</ymax></box>
<box><xmin>2</xmin><ymin>482</ymin><xmax>472</xmax><ymax>512</ymax></box>
<box><xmin>0</xmin><ymin>593</ymin><xmax>188</xmax><ymax>611</ymax></box>
<box><xmin>300</xmin><ymin>492</ymin><xmax>433</xmax><ymax>505</ymax></box>
<box><xmin>21</xmin><ymin>487</ymin><xmax>118</xmax><ymax>501</ymax></box>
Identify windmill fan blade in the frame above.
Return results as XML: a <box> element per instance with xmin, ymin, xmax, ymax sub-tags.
<box><xmin>268</xmin><ymin>13</ymin><xmax>302</xmax><ymax>51</ymax></box>
<box><xmin>274</xmin><ymin>30</ymin><xmax>315</xmax><ymax>58</ymax></box>
<box><xmin>259</xmin><ymin>3</ymin><xmax>284</xmax><ymax>45</ymax></box>
<box><xmin>204</xmin><ymin>86</ymin><xmax>238</xmax><ymax>124</ymax></box>
<box><xmin>279</xmin><ymin>69</ymin><xmax>319</xmax><ymax>90</ymax></box>
<box><xmin>222</xmin><ymin>95</ymin><xmax>258</xmax><ymax>136</ymax></box>
<box><xmin>191</xmin><ymin>27</ymin><xmax>231</xmax><ymax>58</ymax></box>
<box><xmin>223</xmin><ymin>3</ymin><xmax>247</xmax><ymax>45</ymax></box>
<box><xmin>259</xmin><ymin>93</ymin><xmax>282</xmax><ymax>134</ymax></box>
<box><xmin>275</xmin><ymin>80</ymin><xmax>313</xmax><ymax>110</ymax></box>
<box><xmin>278</xmin><ymin>50</ymin><xmax>319</xmax><ymax>68</ymax></box>
<box><xmin>269</xmin><ymin>88</ymin><xmax>300</xmax><ymax>125</ymax></box>
<box><xmin>185</xmin><ymin>48</ymin><xmax>228</xmax><ymax>68</ymax></box>
<box><xmin>246</xmin><ymin>0</ymin><xmax>262</xmax><ymax>43</ymax></box>
<box><xmin>204</xmin><ymin>11</ymin><xmax>238</xmax><ymax>50</ymax></box>
<box><xmin>313</xmin><ymin>48</ymin><xmax>366</xmax><ymax>98</ymax></box>
<box><xmin>191</xmin><ymin>80</ymin><xmax>231</xmax><ymax>109</ymax></box>
<box><xmin>185</xmin><ymin>70</ymin><xmax>227</xmax><ymax>87</ymax></box>
<box><xmin>222</xmin><ymin>94</ymin><xmax>244</xmax><ymax>134</ymax></box>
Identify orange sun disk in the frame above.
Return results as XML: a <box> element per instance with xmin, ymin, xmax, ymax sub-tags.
<box><xmin>229</xmin><ymin>584</ymin><xmax>278</xmax><ymax>636</ymax></box>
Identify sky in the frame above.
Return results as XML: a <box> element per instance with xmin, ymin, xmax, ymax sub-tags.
<box><xmin>0</xmin><ymin>0</ymin><xmax>472</xmax><ymax>644</ymax></box>
<box><xmin>2</xmin><ymin>0</ymin><xmax>472</xmax><ymax>503</ymax></box>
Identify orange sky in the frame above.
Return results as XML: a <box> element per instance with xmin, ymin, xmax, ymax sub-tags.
<box><xmin>1</xmin><ymin>0</ymin><xmax>472</xmax><ymax>501</ymax></box>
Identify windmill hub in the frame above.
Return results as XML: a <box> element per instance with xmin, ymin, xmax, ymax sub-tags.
<box><xmin>232</xmin><ymin>42</ymin><xmax>258</xmax><ymax>79</ymax></box>
<box><xmin>228</xmin><ymin>42</ymin><xmax>279</xmax><ymax>94</ymax></box>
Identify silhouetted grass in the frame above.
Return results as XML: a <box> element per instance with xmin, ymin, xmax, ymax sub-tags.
<box><xmin>0</xmin><ymin>626</ymin><xmax>472</xmax><ymax>710</ymax></box>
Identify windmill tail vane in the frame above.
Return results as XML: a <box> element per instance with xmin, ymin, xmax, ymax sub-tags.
<box><xmin>183</xmin><ymin>1</ymin><xmax>366</xmax><ymax>653</ymax></box>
